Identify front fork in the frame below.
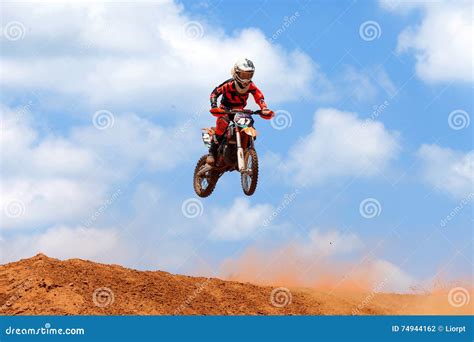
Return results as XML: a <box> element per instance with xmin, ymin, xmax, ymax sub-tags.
<box><xmin>235</xmin><ymin>126</ymin><xmax>245</xmax><ymax>172</ymax></box>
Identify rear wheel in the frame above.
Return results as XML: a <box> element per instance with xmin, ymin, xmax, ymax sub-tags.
<box><xmin>193</xmin><ymin>155</ymin><xmax>218</xmax><ymax>198</ymax></box>
<box><xmin>241</xmin><ymin>148</ymin><xmax>258</xmax><ymax>196</ymax></box>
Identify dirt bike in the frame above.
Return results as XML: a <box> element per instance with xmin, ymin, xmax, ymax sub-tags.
<box><xmin>193</xmin><ymin>109</ymin><xmax>263</xmax><ymax>198</ymax></box>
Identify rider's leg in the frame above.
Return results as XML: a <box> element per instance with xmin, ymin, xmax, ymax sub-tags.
<box><xmin>207</xmin><ymin>140</ymin><xmax>218</xmax><ymax>165</ymax></box>
<box><xmin>207</xmin><ymin>116</ymin><xmax>229</xmax><ymax>165</ymax></box>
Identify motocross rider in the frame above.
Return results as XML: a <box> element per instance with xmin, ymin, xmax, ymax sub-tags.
<box><xmin>207</xmin><ymin>58</ymin><xmax>274</xmax><ymax>165</ymax></box>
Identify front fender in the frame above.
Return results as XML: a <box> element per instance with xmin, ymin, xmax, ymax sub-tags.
<box><xmin>241</xmin><ymin>127</ymin><xmax>258</xmax><ymax>137</ymax></box>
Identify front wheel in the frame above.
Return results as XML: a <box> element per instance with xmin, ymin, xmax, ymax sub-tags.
<box><xmin>193</xmin><ymin>155</ymin><xmax>218</xmax><ymax>198</ymax></box>
<box><xmin>241</xmin><ymin>148</ymin><xmax>259</xmax><ymax>196</ymax></box>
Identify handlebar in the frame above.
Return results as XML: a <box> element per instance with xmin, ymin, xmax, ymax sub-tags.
<box><xmin>225</xmin><ymin>109</ymin><xmax>262</xmax><ymax>115</ymax></box>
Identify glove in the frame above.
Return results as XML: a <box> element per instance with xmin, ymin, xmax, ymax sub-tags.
<box><xmin>210</xmin><ymin>107</ymin><xmax>227</xmax><ymax>116</ymax></box>
<box><xmin>260</xmin><ymin>108</ymin><xmax>274</xmax><ymax>120</ymax></box>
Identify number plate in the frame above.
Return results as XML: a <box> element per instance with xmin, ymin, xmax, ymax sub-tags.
<box><xmin>234</xmin><ymin>113</ymin><xmax>253</xmax><ymax>127</ymax></box>
<box><xmin>201</xmin><ymin>131</ymin><xmax>212</xmax><ymax>147</ymax></box>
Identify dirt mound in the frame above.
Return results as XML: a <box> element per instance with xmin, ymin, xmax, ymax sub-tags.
<box><xmin>0</xmin><ymin>254</ymin><xmax>470</xmax><ymax>315</ymax></box>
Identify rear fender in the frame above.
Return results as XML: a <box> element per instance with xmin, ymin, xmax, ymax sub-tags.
<box><xmin>201</xmin><ymin>128</ymin><xmax>215</xmax><ymax>147</ymax></box>
<box><xmin>202</xmin><ymin>127</ymin><xmax>215</xmax><ymax>135</ymax></box>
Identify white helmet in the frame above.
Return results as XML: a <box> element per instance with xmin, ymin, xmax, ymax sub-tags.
<box><xmin>232</xmin><ymin>58</ymin><xmax>255</xmax><ymax>91</ymax></box>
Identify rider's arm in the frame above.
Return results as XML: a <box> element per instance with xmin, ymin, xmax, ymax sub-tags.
<box><xmin>249</xmin><ymin>83</ymin><xmax>267</xmax><ymax>109</ymax></box>
<box><xmin>249</xmin><ymin>83</ymin><xmax>273</xmax><ymax>119</ymax></box>
<box><xmin>210</xmin><ymin>86</ymin><xmax>220</xmax><ymax>108</ymax></box>
<box><xmin>210</xmin><ymin>79</ymin><xmax>232</xmax><ymax>108</ymax></box>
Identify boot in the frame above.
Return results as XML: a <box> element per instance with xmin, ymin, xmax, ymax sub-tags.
<box><xmin>206</xmin><ymin>134</ymin><xmax>224</xmax><ymax>165</ymax></box>
<box><xmin>206</xmin><ymin>140</ymin><xmax>218</xmax><ymax>165</ymax></box>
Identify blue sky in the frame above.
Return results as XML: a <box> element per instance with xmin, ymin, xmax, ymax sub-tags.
<box><xmin>0</xmin><ymin>0</ymin><xmax>472</xmax><ymax>293</ymax></box>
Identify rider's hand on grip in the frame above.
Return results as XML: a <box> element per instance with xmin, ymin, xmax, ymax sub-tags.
<box><xmin>260</xmin><ymin>108</ymin><xmax>274</xmax><ymax>120</ymax></box>
<box><xmin>210</xmin><ymin>107</ymin><xmax>227</xmax><ymax>116</ymax></box>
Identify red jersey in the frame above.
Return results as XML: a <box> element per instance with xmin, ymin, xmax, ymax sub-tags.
<box><xmin>210</xmin><ymin>79</ymin><xmax>267</xmax><ymax>110</ymax></box>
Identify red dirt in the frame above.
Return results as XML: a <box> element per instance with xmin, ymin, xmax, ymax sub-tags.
<box><xmin>0</xmin><ymin>254</ymin><xmax>471</xmax><ymax>315</ymax></box>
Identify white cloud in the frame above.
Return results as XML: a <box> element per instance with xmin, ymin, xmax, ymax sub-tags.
<box><xmin>1</xmin><ymin>106</ymin><xmax>103</xmax><ymax>229</ymax></box>
<box><xmin>372</xmin><ymin>66</ymin><xmax>397</xmax><ymax>97</ymax></box>
<box><xmin>209</xmin><ymin>198</ymin><xmax>273</xmax><ymax>241</ymax></box>
<box><xmin>1</xmin><ymin>1</ymin><xmax>317</xmax><ymax>112</ymax></box>
<box><xmin>341</xmin><ymin>66</ymin><xmax>378</xmax><ymax>102</ymax></box>
<box><xmin>281</xmin><ymin>108</ymin><xmax>400</xmax><ymax>185</ymax></box>
<box><xmin>0</xmin><ymin>178</ymin><xmax>107</xmax><ymax>230</ymax></box>
<box><xmin>342</xmin><ymin>66</ymin><xmax>396</xmax><ymax>102</ymax></box>
<box><xmin>71</xmin><ymin>113</ymin><xmax>190</xmax><ymax>174</ymax></box>
<box><xmin>417</xmin><ymin>144</ymin><xmax>474</xmax><ymax>199</ymax></box>
<box><xmin>382</xmin><ymin>0</ymin><xmax>473</xmax><ymax>83</ymax></box>
<box><xmin>0</xmin><ymin>105</ymin><xmax>191</xmax><ymax>230</ymax></box>
<box><xmin>1</xmin><ymin>116</ymin><xmax>97</xmax><ymax>179</ymax></box>
<box><xmin>311</xmin><ymin>65</ymin><xmax>397</xmax><ymax>104</ymax></box>
<box><xmin>364</xmin><ymin>259</ymin><xmax>417</xmax><ymax>293</ymax></box>
<box><xmin>304</xmin><ymin>229</ymin><xmax>364</xmax><ymax>257</ymax></box>
<box><xmin>0</xmin><ymin>225</ymin><xmax>131</xmax><ymax>264</ymax></box>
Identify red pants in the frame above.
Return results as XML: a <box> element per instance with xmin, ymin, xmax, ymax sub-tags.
<box><xmin>215</xmin><ymin>116</ymin><xmax>229</xmax><ymax>136</ymax></box>
<box><xmin>213</xmin><ymin>114</ymin><xmax>250</xmax><ymax>149</ymax></box>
